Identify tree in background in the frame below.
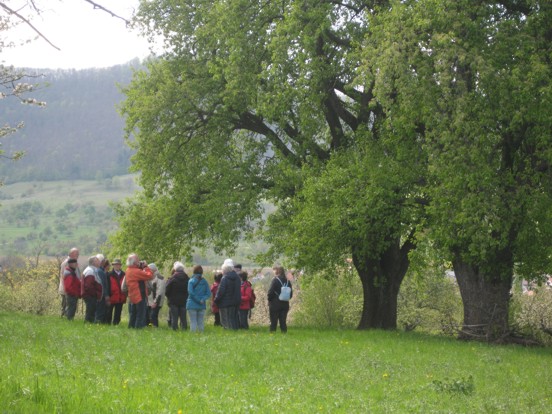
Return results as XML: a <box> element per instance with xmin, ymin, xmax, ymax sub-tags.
<box><xmin>111</xmin><ymin>0</ymin><xmax>552</xmax><ymax>339</ymax></box>
<box><xmin>111</xmin><ymin>0</ymin><xmax>426</xmax><ymax>329</ymax></box>
<box><xmin>365</xmin><ymin>0</ymin><xmax>552</xmax><ymax>340</ymax></box>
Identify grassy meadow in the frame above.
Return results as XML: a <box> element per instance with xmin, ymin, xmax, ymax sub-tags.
<box><xmin>0</xmin><ymin>312</ymin><xmax>550</xmax><ymax>413</ymax></box>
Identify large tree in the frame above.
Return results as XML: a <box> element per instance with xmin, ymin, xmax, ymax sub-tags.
<box><xmin>111</xmin><ymin>0</ymin><xmax>427</xmax><ymax>329</ymax></box>
<box><xmin>365</xmin><ymin>0</ymin><xmax>552</xmax><ymax>340</ymax></box>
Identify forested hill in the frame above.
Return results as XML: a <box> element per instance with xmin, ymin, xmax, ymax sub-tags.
<box><xmin>0</xmin><ymin>61</ymin><xmax>138</xmax><ymax>183</ymax></box>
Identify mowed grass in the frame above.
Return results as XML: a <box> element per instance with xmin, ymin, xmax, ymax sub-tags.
<box><xmin>0</xmin><ymin>313</ymin><xmax>550</xmax><ymax>413</ymax></box>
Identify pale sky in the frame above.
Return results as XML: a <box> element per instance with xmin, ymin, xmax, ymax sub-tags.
<box><xmin>1</xmin><ymin>0</ymin><xmax>152</xmax><ymax>69</ymax></box>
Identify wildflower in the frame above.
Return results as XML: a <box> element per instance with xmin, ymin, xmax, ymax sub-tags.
<box><xmin>382</xmin><ymin>373</ymin><xmax>389</xmax><ymax>379</ymax></box>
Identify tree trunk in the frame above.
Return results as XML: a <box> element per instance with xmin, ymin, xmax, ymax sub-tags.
<box><xmin>353</xmin><ymin>237</ymin><xmax>412</xmax><ymax>330</ymax></box>
<box><xmin>453</xmin><ymin>251</ymin><xmax>513</xmax><ymax>342</ymax></box>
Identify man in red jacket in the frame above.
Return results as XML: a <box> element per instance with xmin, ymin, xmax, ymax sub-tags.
<box><xmin>82</xmin><ymin>256</ymin><xmax>101</xmax><ymax>323</ymax></box>
<box><xmin>63</xmin><ymin>258</ymin><xmax>81</xmax><ymax>320</ymax></box>
<box><xmin>126</xmin><ymin>253</ymin><xmax>154</xmax><ymax>329</ymax></box>
<box><xmin>106</xmin><ymin>258</ymin><xmax>126</xmax><ymax>325</ymax></box>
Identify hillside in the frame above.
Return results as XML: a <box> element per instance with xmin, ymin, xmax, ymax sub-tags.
<box><xmin>0</xmin><ymin>61</ymin><xmax>138</xmax><ymax>183</ymax></box>
<box><xmin>0</xmin><ymin>175</ymin><xmax>139</xmax><ymax>257</ymax></box>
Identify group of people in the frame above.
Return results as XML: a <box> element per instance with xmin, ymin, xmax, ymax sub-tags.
<box><xmin>58</xmin><ymin>248</ymin><xmax>293</xmax><ymax>333</ymax></box>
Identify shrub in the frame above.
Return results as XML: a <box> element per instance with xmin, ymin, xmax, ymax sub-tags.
<box><xmin>292</xmin><ymin>267</ymin><xmax>362</xmax><ymax>329</ymax></box>
<box><xmin>397</xmin><ymin>268</ymin><xmax>463</xmax><ymax>335</ymax></box>
<box><xmin>0</xmin><ymin>260</ymin><xmax>59</xmax><ymax>315</ymax></box>
<box><xmin>510</xmin><ymin>287</ymin><xmax>552</xmax><ymax>346</ymax></box>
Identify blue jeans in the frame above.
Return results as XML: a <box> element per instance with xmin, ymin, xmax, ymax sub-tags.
<box><xmin>129</xmin><ymin>299</ymin><xmax>147</xmax><ymax>329</ymax></box>
<box><xmin>95</xmin><ymin>298</ymin><xmax>107</xmax><ymax>323</ymax></box>
<box><xmin>238</xmin><ymin>309</ymin><xmax>249</xmax><ymax>329</ymax></box>
<box><xmin>188</xmin><ymin>309</ymin><xmax>206</xmax><ymax>332</ymax></box>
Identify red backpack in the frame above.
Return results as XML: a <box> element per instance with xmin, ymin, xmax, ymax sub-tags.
<box><xmin>243</xmin><ymin>281</ymin><xmax>256</xmax><ymax>309</ymax></box>
<box><xmin>249</xmin><ymin>285</ymin><xmax>256</xmax><ymax>309</ymax></box>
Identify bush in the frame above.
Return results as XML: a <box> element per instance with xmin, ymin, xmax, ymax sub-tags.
<box><xmin>0</xmin><ymin>260</ymin><xmax>59</xmax><ymax>315</ymax></box>
<box><xmin>510</xmin><ymin>288</ymin><xmax>552</xmax><ymax>346</ymax></box>
<box><xmin>397</xmin><ymin>268</ymin><xmax>463</xmax><ymax>335</ymax></box>
<box><xmin>292</xmin><ymin>267</ymin><xmax>362</xmax><ymax>329</ymax></box>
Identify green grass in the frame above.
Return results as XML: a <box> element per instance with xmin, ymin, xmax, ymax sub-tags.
<box><xmin>0</xmin><ymin>313</ymin><xmax>550</xmax><ymax>413</ymax></box>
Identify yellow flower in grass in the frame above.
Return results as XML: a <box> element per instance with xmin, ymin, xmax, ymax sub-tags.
<box><xmin>178</xmin><ymin>410</ymin><xmax>183</xmax><ymax>414</ymax></box>
<box><xmin>382</xmin><ymin>373</ymin><xmax>389</xmax><ymax>379</ymax></box>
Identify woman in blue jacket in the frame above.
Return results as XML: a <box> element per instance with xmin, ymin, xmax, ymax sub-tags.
<box><xmin>186</xmin><ymin>265</ymin><xmax>212</xmax><ymax>332</ymax></box>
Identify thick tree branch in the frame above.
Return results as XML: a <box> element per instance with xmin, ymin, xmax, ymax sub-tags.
<box><xmin>235</xmin><ymin>111</ymin><xmax>301</xmax><ymax>167</ymax></box>
<box><xmin>334</xmin><ymin>79</ymin><xmax>373</xmax><ymax>125</ymax></box>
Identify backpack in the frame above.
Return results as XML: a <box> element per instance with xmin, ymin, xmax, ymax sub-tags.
<box><xmin>121</xmin><ymin>276</ymin><xmax>128</xmax><ymax>295</ymax></box>
<box><xmin>278</xmin><ymin>278</ymin><xmax>291</xmax><ymax>301</ymax></box>
<box><xmin>242</xmin><ymin>282</ymin><xmax>256</xmax><ymax>309</ymax></box>
<box><xmin>249</xmin><ymin>283</ymin><xmax>256</xmax><ymax>309</ymax></box>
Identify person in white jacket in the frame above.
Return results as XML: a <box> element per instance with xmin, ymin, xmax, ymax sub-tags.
<box><xmin>147</xmin><ymin>263</ymin><xmax>166</xmax><ymax>327</ymax></box>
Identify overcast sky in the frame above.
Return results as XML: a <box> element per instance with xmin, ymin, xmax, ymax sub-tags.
<box><xmin>1</xmin><ymin>0</ymin><xmax>152</xmax><ymax>69</ymax></box>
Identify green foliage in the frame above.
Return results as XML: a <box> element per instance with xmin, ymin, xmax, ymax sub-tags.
<box><xmin>510</xmin><ymin>288</ymin><xmax>552</xmax><ymax>346</ymax></box>
<box><xmin>1</xmin><ymin>313</ymin><xmax>551</xmax><ymax>413</ymax></box>
<box><xmin>365</xmin><ymin>0</ymin><xmax>552</xmax><ymax>279</ymax></box>
<box><xmin>398</xmin><ymin>270</ymin><xmax>462</xmax><ymax>336</ymax></box>
<box><xmin>431</xmin><ymin>375</ymin><xmax>475</xmax><ymax>396</ymax></box>
<box><xmin>293</xmin><ymin>268</ymin><xmax>362</xmax><ymax>329</ymax></box>
<box><xmin>0</xmin><ymin>261</ymin><xmax>58</xmax><ymax>315</ymax></box>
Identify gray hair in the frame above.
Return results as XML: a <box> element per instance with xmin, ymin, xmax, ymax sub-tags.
<box><xmin>88</xmin><ymin>256</ymin><xmax>98</xmax><ymax>266</ymax></box>
<box><xmin>221</xmin><ymin>263</ymin><xmax>234</xmax><ymax>273</ymax></box>
<box><xmin>173</xmin><ymin>261</ymin><xmax>185</xmax><ymax>272</ymax></box>
<box><xmin>127</xmin><ymin>253</ymin><xmax>139</xmax><ymax>266</ymax></box>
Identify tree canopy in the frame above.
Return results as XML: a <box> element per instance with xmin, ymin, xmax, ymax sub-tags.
<box><xmin>112</xmin><ymin>0</ymin><xmax>552</xmax><ymax>338</ymax></box>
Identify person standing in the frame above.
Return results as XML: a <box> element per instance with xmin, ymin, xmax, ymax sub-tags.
<box><xmin>147</xmin><ymin>263</ymin><xmax>166</xmax><ymax>327</ymax></box>
<box><xmin>214</xmin><ymin>259</ymin><xmax>241</xmax><ymax>330</ymax></box>
<box><xmin>62</xmin><ymin>258</ymin><xmax>81</xmax><ymax>320</ymax></box>
<box><xmin>106</xmin><ymin>258</ymin><xmax>126</xmax><ymax>325</ymax></box>
<box><xmin>59</xmin><ymin>247</ymin><xmax>80</xmax><ymax>317</ymax></box>
<box><xmin>165</xmin><ymin>261</ymin><xmax>189</xmax><ymax>331</ymax></box>
<box><xmin>210</xmin><ymin>272</ymin><xmax>223</xmax><ymax>326</ymax></box>
<box><xmin>267</xmin><ymin>264</ymin><xmax>293</xmax><ymax>333</ymax></box>
<box><xmin>94</xmin><ymin>255</ymin><xmax>111</xmax><ymax>324</ymax></box>
<box><xmin>126</xmin><ymin>253</ymin><xmax>154</xmax><ymax>329</ymax></box>
<box><xmin>238</xmin><ymin>271</ymin><xmax>252</xmax><ymax>329</ymax></box>
<box><xmin>82</xmin><ymin>256</ymin><xmax>101</xmax><ymax>323</ymax></box>
<box><xmin>186</xmin><ymin>265</ymin><xmax>211</xmax><ymax>333</ymax></box>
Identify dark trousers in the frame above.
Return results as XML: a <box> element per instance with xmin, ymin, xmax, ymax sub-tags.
<box><xmin>95</xmin><ymin>299</ymin><xmax>107</xmax><ymax>323</ymax></box>
<box><xmin>60</xmin><ymin>294</ymin><xmax>67</xmax><ymax>317</ymax></box>
<box><xmin>169</xmin><ymin>304</ymin><xmax>187</xmax><ymax>330</ymax></box>
<box><xmin>105</xmin><ymin>303</ymin><xmax>124</xmax><ymax>325</ymax></box>
<box><xmin>238</xmin><ymin>309</ymin><xmax>249</xmax><ymax>329</ymax></box>
<box><xmin>214</xmin><ymin>312</ymin><xmax>221</xmax><ymax>326</ymax></box>
<box><xmin>220</xmin><ymin>306</ymin><xmax>239</xmax><ymax>330</ymax></box>
<box><xmin>151</xmin><ymin>306</ymin><xmax>162</xmax><ymax>327</ymax></box>
<box><xmin>84</xmin><ymin>297</ymin><xmax>97</xmax><ymax>323</ymax></box>
<box><xmin>65</xmin><ymin>295</ymin><xmax>78</xmax><ymax>320</ymax></box>
<box><xmin>269</xmin><ymin>304</ymin><xmax>289</xmax><ymax>333</ymax></box>
<box><xmin>129</xmin><ymin>299</ymin><xmax>147</xmax><ymax>329</ymax></box>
